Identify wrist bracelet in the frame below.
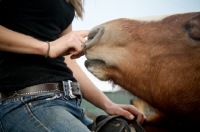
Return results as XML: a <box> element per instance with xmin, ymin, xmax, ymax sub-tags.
<box><xmin>45</xmin><ymin>41</ymin><xmax>50</xmax><ymax>58</ymax></box>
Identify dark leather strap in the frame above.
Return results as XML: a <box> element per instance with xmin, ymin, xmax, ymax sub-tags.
<box><xmin>131</xmin><ymin>119</ymin><xmax>146</xmax><ymax>132</ymax></box>
<box><xmin>91</xmin><ymin>115</ymin><xmax>146</xmax><ymax>132</ymax></box>
<box><xmin>0</xmin><ymin>81</ymin><xmax>81</xmax><ymax>99</ymax></box>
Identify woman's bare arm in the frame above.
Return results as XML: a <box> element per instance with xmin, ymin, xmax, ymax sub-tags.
<box><xmin>0</xmin><ymin>25</ymin><xmax>47</xmax><ymax>55</ymax></box>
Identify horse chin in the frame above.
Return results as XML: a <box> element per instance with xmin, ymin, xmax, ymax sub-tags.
<box><xmin>84</xmin><ymin>59</ymin><xmax>109</xmax><ymax>80</ymax></box>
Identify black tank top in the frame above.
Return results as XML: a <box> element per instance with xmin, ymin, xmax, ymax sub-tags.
<box><xmin>0</xmin><ymin>0</ymin><xmax>77</xmax><ymax>91</ymax></box>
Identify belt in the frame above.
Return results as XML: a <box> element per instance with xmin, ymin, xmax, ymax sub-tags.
<box><xmin>0</xmin><ymin>81</ymin><xmax>81</xmax><ymax>100</ymax></box>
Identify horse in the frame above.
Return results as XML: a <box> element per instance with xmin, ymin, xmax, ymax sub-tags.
<box><xmin>84</xmin><ymin>12</ymin><xmax>200</xmax><ymax>132</ymax></box>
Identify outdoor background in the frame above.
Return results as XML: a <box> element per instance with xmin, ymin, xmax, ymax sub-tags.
<box><xmin>72</xmin><ymin>0</ymin><xmax>200</xmax><ymax>92</ymax></box>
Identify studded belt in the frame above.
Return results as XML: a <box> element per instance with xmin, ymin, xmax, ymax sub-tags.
<box><xmin>0</xmin><ymin>81</ymin><xmax>81</xmax><ymax>100</ymax></box>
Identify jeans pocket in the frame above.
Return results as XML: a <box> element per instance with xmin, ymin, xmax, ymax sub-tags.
<box><xmin>45</xmin><ymin>93</ymin><xmax>62</xmax><ymax>101</ymax></box>
<box><xmin>26</xmin><ymin>93</ymin><xmax>61</xmax><ymax>106</ymax></box>
<box><xmin>0</xmin><ymin>121</ymin><xmax>4</xmax><ymax>132</ymax></box>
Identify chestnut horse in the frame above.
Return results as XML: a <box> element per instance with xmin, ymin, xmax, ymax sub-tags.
<box><xmin>84</xmin><ymin>12</ymin><xmax>200</xmax><ymax>132</ymax></box>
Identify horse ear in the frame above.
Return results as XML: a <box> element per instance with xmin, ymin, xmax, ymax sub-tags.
<box><xmin>185</xmin><ymin>13</ymin><xmax>200</xmax><ymax>41</ymax></box>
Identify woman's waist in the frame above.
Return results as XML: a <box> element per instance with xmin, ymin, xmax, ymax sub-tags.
<box><xmin>0</xmin><ymin>80</ymin><xmax>81</xmax><ymax>101</ymax></box>
<box><xmin>0</xmin><ymin>73</ymin><xmax>76</xmax><ymax>92</ymax></box>
<box><xmin>0</xmin><ymin>53</ymin><xmax>75</xmax><ymax>91</ymax></box>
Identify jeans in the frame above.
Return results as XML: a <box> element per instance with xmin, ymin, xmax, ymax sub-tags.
<box><xmin>0</xmin><ymin>82</ymin><xmax>93</xmax><ymax>132</ymax></box>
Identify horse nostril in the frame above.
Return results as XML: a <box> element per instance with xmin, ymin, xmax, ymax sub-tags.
<box><xmin>84</xmin><ymin>25</ymin><xmax>104</xmax><ymax>55</ymax></box>
<box><xmin>87</xmin><ymin>25</ymin><xmax>104</xmax><ymax>43</ymax></box>
<box><xmin>88</xmin><ymin>27</ymin><xmax>101</xmax><ymax>41</ymax></box>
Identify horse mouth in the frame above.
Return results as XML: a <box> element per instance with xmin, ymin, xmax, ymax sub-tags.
<box><xmin>85</xmin><ymin>59</ymin><xmax>106</xmax><ymax>68</ymax></box>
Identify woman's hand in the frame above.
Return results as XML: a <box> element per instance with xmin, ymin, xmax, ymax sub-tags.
<box><xmin>49</xmin><ymin>30</ymin><xmax>89</xmax><ymax>59</ymax></box>
<box><xmin>104</xmin><ymin>103</ymin><xmax>147</xmax><ymax>124</ymax></box>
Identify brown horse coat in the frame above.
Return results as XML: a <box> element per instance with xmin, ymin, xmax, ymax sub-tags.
<box><xmin>84</xmin><ymin>12</ymin><xmax>200</xmax><ymax>132</ymax></box>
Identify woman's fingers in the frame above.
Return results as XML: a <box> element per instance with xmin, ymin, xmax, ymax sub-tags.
<box><xmin>105</xmin><ymin>104</ymin><xmax>147</xmax><ymax>124</ymax></box>
<box><xmin>69</xmin><ymin>31</ymin><xmax>88</xmax><ymax>59</ymax></box>
<box><xmin>77</xmin><ymin>30</ymin><xmax>89</xmax><ymax>38</ymax></box>
<box><xmin>50</xmin><ymin>30</ymin><xmax>89</xmax><ymax>58</ymax></box>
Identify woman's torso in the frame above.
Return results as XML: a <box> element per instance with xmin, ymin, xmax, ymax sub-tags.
<box><xmin>0</xmin><ymin>0</ymin><xmax>76</xmax><ymax>91</ymax></box>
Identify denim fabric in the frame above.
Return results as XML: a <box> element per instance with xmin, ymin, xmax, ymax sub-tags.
<box><xmin>0</xmin><ymin>82</ymin><xmax>93</xmax><ymax>132</ymax></box>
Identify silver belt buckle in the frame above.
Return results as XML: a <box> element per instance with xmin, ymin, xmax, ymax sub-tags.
<box><xmin>68</xmin><ymin>80</ymin><xmax>77</xmax><ymax>98</ymax></box>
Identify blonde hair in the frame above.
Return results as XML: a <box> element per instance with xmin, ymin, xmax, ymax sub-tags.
<box><xmin>67</xmin><ymin>0</ymin><xmax>84</xmax><ymax>19</ymax></box>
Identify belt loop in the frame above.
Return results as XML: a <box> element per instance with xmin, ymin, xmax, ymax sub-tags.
<box><xmin>0</xmin><ymin>93</ymin><xmax>2</xmax><ymax>105</ymax></box>
<box><xmin>68</xmin><ymin>80</ymin><xmax>77</xmax><ymax>98</ymax></box>
<box><xmin>62</xmin><ymin>81</ymin><xmax>69</xmax><ymax>97</ymax></box>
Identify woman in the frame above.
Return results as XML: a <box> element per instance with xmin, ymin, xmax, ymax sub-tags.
<box><xmin>0</xmin><ymin>0</ymin><xmax>146</xmax><ymax>131</ymax></box>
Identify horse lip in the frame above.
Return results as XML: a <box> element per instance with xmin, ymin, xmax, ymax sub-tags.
<box><xmin>85</xmin><ymin>59</ymin><xmax>106</xmax><ymax>68</ymax></box>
